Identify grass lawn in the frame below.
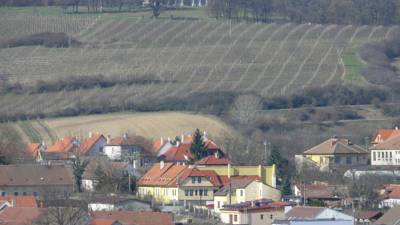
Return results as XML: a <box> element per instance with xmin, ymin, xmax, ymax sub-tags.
<box><xmin>394</xmin><ymin>57</ymin><xmax>400</xmax><ymax>70</ymax></box>
<box><xmin>342</xmin><ymin>47</ymin><xmax>369</xmax><ymax>85</ymax></box>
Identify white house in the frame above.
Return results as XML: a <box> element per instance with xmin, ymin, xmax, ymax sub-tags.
<box><xmin>371</xmin><ymin>135</ymin><xmax>400</xmax><ymax>166</ymax></box>
<box><xmin>214</xmin><ymin>178</ymin><xmax>281</xmax><ymax>214</ymax></box>
<box><xmin>219</xmin><ymin>200</ymin><xmax>288</xmax><ymax>225</ymax></box>
<box><xmin>88</xmin><ymin>197</ymin><xmax>151</xmax><ymax>212</ymax></box>
<box><xmin>378</xmin><ymin>184</ymin><xmax>400</xmax><ymax>208</ymax></box>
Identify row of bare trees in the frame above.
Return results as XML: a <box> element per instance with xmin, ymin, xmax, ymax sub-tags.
<box><xmin>208</xmin><ymin>0</ymin><xmax>400</xmax><ymax>25</ymax></box>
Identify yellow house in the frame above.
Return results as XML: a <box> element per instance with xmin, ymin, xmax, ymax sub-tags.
<box><xmin>301</xmin><ymin>137</ymin><xmax>369</xmax><ymax>172</ymax></box>
<box><xmin>137</xmin><ymin>162</ymin><xmax>279</xmax><ymax>206</ymax></box>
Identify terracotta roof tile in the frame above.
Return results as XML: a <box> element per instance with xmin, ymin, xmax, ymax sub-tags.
<box><xmin>81</xmin><ymin>133</ymin><xmax>106</xmax><ymax>155</ymax></box>
<box><xmin>26</xmin><ymin>143</ymin><xmax>40</xmax><ymax>158</ymax></box>
<box><xmin>91</xmin><ymin>211</ymin><xmax>173</xmax><ymax>225</ymax></box>
<box><xmin>373</xmin><ymin>135</ymin><xmax>400</xmax><ymax>150</ymax></box>
<box><xmin>47</xmin><ymin>137</ymin><xmax>74</xmax><ymax>153</ymax></box>
<box><xmin>0</xmin><ymin>207</ymin><xmax>44</xmax><ymax>225</ymax></box>
<box><xmin>0</xmin><ymin>196</ymin><xmax>37</xmax><ymax>208</ymax></box>
<box><xmin>303</xmin><ymin>138</ymin><xmax>368</xmax><ymax>155</ymax></box>
<box><xmin>195</xmin><ymin>155</ymin><xmax>231</xmax><ymax>165</ymax></box>
<box><xmin>372</xmin><ymin>128</ymin><xmax>400</xmax><ymax>144</ymax></box>
<box><xmin>162</xmin><ymin>143</ymin><xmax>193</xmax><ymax>162</ymax></box>
<box><xmin>91</xmin><ymin>218</ymin><xmax>119</xmax><ymax>225</ymax></box>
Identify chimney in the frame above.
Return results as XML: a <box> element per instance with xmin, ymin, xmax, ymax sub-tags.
<box><xmin>181</xmin><ymin>134</ymin><xmax>184</xmax><ymax>143</ymax></box>
<box><xmin>107</xmin><ymin>135</ymin><xmax>111</xmax><ymax>144</ymax></box>
<box><xmin>203</xmin><ymin>131</ymin><xmax>207</xmax><ymax>137</ymax></box>
<box><xmin>160</xmin><ymin>160</ymin><xmax>165</xmax><ymax>170</ymax></box>
<box><xmin>227</xmin><ymin>163</ymin><xmax>231</xmax><ymax>178</ymax></box>
<box><xmin>331</xmin><ymin>136</ymin><xmax>338</xmax><ymax>146</ymax></box>
<box><xmin>11</xmin><ymin>199</ymin><xmax>15</xmax><ymax>207</ymax></box>
<box><xmin>396</xmin><ymin>126</ymin><xmax>399</xmax><ymax>130</ymax></box>
<box><xmin>167</xmin><ymin>137</ymin><xmax>171</xmax><ymax>142</ymax></box>
<box><xmin>176</xmin><ymin>141</ymin><xmax>180</xmax><ymax>147</ymax></box>
<box><xmin>89</xmin><ymin>132</ymin><xmax>92</xmax><ymax>138</ymax></box>
<box><xmin>160</xmin><ymin>136</ymin><xmax>164</xmax><ymax>145</ymax></box>
<box><xmin>123</xmin><ymin>133</ymin><xmax>128</xmax><ymax>139</ymax></box>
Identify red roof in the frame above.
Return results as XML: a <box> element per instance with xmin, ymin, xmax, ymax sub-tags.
<box><xmin>80</xmin><ymin>133</ymin><xmax>106</xmax><ymax>155</ymax></box>
<box><xmin>91</xmin><ymin>211</ymin><xmax>174</xmax><ymax>225</ymax></box>
<box><xmin>47</xmin><ymin>137</ymin><xmax>74</xmax><ymax>153</ymax></box>
<box><xmin>380</xmin><ymin>184</ymin><xmax>400</xmax><ymax>199</ymax></box>
<box><xmin>372</xmin><ymin>128</ymin><xmax>400</xmax><ymax>144</ymax></box>
<box><xmin>0</xmin><ymin>207</ymin><xmax>43</xmax><ymax>225</ymax></box>
<box><xmin>0</xmin><ymin>196</ymin><xmax>37</xmax><ymax>208</ymax></box>
<box><xmin>195</xmin><ymin>155</ymin><xmax>231</xmax><ymax>165</ymax></box>
<box><xmin>355</xmin><ymin>211</ymin><xmax>382</xmax><ymax>220</ymax></box>
<box><xmin>26</xmin><ymin>143</ymin><xmax>40</xmax><ymax>158</ymax></box>
<box><xmin>138</xmin><ymin>162</ymin><xmax>186</xmax><ymax>187</ymax></box>
<box><xmin>178</xmin><ymin>168</ymin><xmax>223</xmax><ymax>187</ymax></box>
<box><xmin>162</xmin><ymin>143</ymin><xmax>193</xmax><ymax>162</ymax></box>
<box><xmin>91</xmin><ymin>219</ymin><xmax>119</xmax><ymax>225</ymax></box>
<box><xmin>152</xmin><ymin>137</ymin><xmax>168</xmax><ymax>155</ymax></box>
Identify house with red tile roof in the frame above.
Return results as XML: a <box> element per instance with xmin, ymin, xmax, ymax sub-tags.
<box><xmin>293</xmin><ymin>182</ymin><xmax>349</xmax><ymax>208</ymax></box>
<box><xmin>80</xmin><ymin>132</ymin><xmax>107</xmax><ymax>156</ymax></box>
<box><xmin>378</xmin><ymin>184</ymin><xmax>400</xmax><ymax>208</ymax></box>
<box><xmin>26</xmin><ymin>143</ymin><xmax>44</xmax><ymax>161</ymax></box>
<box><xmin>90</xmin><ymin>211</ymin><xmax>174</xmax><ymax>225</ymax></box>
<box><xmin>195</xmin><ymin>153</ymin><xmax>231</xmax><ymax>166</ymax></box>
<box><xmin>371</xmin><ymin>134</ymin><xmax>400</xmax><ymax>166</ymax></box>
<box><xmin>91</xmin><ymin>218</ymin><xmax>122</xmax><ymax>225</ymax></box>
<box><xmin>355</xmin><ymin>211</ymin><xmax>382</xmax><ymax>224</ymax></box>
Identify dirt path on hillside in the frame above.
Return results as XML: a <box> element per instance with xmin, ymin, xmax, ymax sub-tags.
<box><xmin>13</xmin><ymin>124</ymin><xmax>31</xmax><ymax>144</ymax></box>
<box><xmin>31</xmin><ymin>120</ymin><xmax>57</xmax><ymax>145</ymax></box>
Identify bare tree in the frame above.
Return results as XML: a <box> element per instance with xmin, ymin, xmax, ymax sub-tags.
<box><xmin>230</xmin><ymin>94</ymin><xmax>262</xmax><ymax>124</ymax></box>
<box><xmin>33</xmin><ymin>207</ymin><xmax>89</xmax><ymax>225</ymax></box>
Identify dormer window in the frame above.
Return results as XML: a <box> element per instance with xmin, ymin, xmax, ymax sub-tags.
<box><xmin>192</xmin><ymin>177</ymin><xmax>196</xmax><ymax>183</ymax></box>
<box><xmin>197</xmin><ymin>177</ymin><xmax>201</xmax><ymax>183</ymax></box>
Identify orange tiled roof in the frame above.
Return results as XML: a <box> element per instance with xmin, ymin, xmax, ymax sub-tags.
<box><xmin>47</xmin><ymin>137</ymin><xmax>74</xmax><ymax>153</ymax></box>
<box><xmin>195</xmin><ymin>155</ymin><xmax>231</xmax><ymax>165</ymax></box>
<box><xmin>303</xmin><ymin>138</ymin><xmax>367</xmax><ymax>155</ymax></box>
<box><xmin>177</xmin><ymin>168</ymin><xmax>223</xmax><ymax>187</ymax></box>
<box><xmin>0</xmin><ymin>196</ymin><xmax>37</xmax><ymax>208</ymax></box>
<box><xmin>0</xmin><ymin>207</ymin><xmax>44</xmax><ymax>225</ymax></box>
<box><xmin>162</xmin><ymin>143</ymin><xmax>193</xmax><ymax>162</ymax></box>
<box><xmin>372</xmin><ymin>128</ymin><xmax>400</xmax><ymax>144</ymax></box>
<box><xmin>26</xmin><ymin>143</ymin><xmax>40</xmax><ymax>158</ymax></box>
<box><xmin>80</xmin><ymin>133</ymin><xmax>105</xmax><ymax>155</ymax></box>
<box><xmin>91</xmin><ymin>211</ymin><xmax>174</xmax><ymax>225</ymax></box>
<box><xmin>381</xmin><ymin>184</ymin><xmax>400</xmax><ymax>199</ymax></box>
<box><xmin>151</xmin><ymin>137</ymin><xmax>168</xmax><ymax>155</ymax></box>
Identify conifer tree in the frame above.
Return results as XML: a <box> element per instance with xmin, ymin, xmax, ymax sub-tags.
<box><xmin>281</xmin><ymin>176</ymin><xmax>292</xmax><ymax>196</ymax></box>
<box><xmin>72</xmin><ymin>156</ymin><xmax>88</xmax><ymax>192</ymax></box>
<box><xmin>190</xmin><ymin>128</ymin><xmax>208</xmax><ymax>160</ymax></box>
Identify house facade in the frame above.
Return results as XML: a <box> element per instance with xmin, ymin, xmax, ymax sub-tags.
<box><xmin>0</xmin><ymin>164</ymin><xmax>74</xmax><ymax>200</ymax></box>
<box><xmin>214</xmin><ymin>178</ymin><xmax>281</xmax><ymax>214</ymax></box>
<box><xmin>371</xmin><ymin>135</ymin><xmax>400</xmax><ymax>166</ymax></box>
<box><xmin>298</xmin><ymin>137</ymin><xmax>369</xmax><ymax>172</ymax></box>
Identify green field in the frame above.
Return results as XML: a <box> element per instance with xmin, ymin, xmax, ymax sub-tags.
<box><xmin>342</xmin><ymin>47</ymin><xmax>368</xmax><ymax>85</ymax></box>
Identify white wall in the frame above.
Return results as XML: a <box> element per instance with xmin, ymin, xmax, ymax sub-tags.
<box><xmin>82</xmin><ymin>179</ymin><xmax>95</xmax><ymax>191</ymax></box>
<box><xmin>371</xmin><ymin>150</ymin><xmax>400</xmax><ymax>166</ymax></box>
<box><xmin>220</xmin><ymin>210</ymin><xmax>284</xmax><ymax>225</ymax></box>
<box><xmin>88</xmin><ymin>203</ymin><xmax>116</xmax><ymax>211</ymax></box>
<box><xmin>103</xmin><ymin>146</ymin><xmax>122</xmax><ymax>160</ymax></box>
<box><xmin>379</xmin><ymin>198</ymin><xmax>400</xmax><ymax>208</ymax></box>
<box><xmin>317</xmin><ymin>208</ymin><xmax>353</xmax><ymax>220</ymax></box>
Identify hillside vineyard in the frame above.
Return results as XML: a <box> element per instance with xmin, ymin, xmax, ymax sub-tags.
<box><xmin>0</xmin><ymin>16</ymin><xmax>398</xmax><ymax>114</ymax></box>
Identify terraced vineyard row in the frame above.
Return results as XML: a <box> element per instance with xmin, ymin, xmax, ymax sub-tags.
<box><xmin>0</xmin><ymin>17</ymin><xmax>398</xmax><ymax>118</ymax></box>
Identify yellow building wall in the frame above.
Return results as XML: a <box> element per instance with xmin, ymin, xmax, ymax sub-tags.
<box><xmin>198</xmin><ymin>164</ymin><xmax>276</xmax><ymax>187</ymax></box>
<box><xmin>305</xmin><ymin>154</ymin><xmax>328</xmax><ymax>166</ymax></box>
<box><xmin>137</xmin><ymin>186</ymin><xmax>178</xmax><ymax>204</ymax></box>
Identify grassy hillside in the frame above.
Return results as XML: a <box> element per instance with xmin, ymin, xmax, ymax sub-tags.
<box><xmin>39</xmin><ymin>112</ymin><xmax>235</xmax><ymax>142</ymax></box>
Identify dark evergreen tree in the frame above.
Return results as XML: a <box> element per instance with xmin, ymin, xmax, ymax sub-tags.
<box><xmin>281</xmin><ymin>176</ymin><xmax>292</xmax><ymax>196</ymax></box>
<box><xmin>190</xmin><ymin>128</ymin><xmax>208</xmax><ymax>160</ymax></box>
<box><xmin>72</xmin><ymin>156</ymin><xmax>88</xmax><ymax>192</ymax></box>
<box><xmin>150</xmin><ymin>0</ymin><xmax>161</xmax><ymax>18</ymax></box>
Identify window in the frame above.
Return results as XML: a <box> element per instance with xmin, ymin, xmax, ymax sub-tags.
<box><xmin>198</xmin><ymin>177</ymin><xmax>201</xmax><ymax>183</ymax></box>
<box><xmin>386</xmin><ymin>152</ymin><xmax>388</xmax><ymax>158</ymax></box>
<box><xmin>1</xmin><ymin>192</ymin><xmax>6</xmax><ymax>196</ymax></box>
<box><xmin>195</xmin><ymin>190</ymin><xmax>198</xmax><ymax>196</ymax></box>
<box><xmin>192</xmin><ymin>177</ymin><xmax>196</xmax><ymax>184</ymax></box>
<box><xmin>204</xmin><ymin>189</ymin><xmax>208</xmax><ymax>196</ymax></box>
<box><xmin>234</xmin><ymin>215</ymin><xmax>238</xmax><ymax>222</ymax></box>
<box><xmin>189</xmin><ymin>190</ymin><xmax>193</xmax><ymax>196</ymax></box>
<box><xmin>33</xmin><ymin>192</ymin><xmax>37</xmax><ymax>197</ymax></box>
<box><xmin>22</xmin><ymin>192</ymin><xmax>27</xmax><ymax>196</ymax></box>
<box><xmin>373</xmin><ymin>152</ymin><xmax>376</xmax><ymax>161</ymax></box>
<box><xmin>199</xmin><ymin>189</ymin><xmax>203</xmax><ymax>196</ymax></box>
<box><xmin>334</xmin><ymin>156</ymin><xmax>341</xmax><ymax>164</ymax></box>
<box><xmin>260</xmin><ymin>214</ymin><xmax>264</xmax><ymax>220</ymax></box>
<box><xmin>14</xmin><ymin>192</ymin><xmax>18</xmax><ymax>196</ymax></box>
<box><xmin>356</xmin><ymin>156</ymin><xmax>359</xmax><ymax>162</ymax></box>
<box><xmin>185</xmin><ymin>190</ymin><xmax>189</xmax><ymax>196</ymax></box>
<box><xmin>346</xmin><ymin>156</ymin><xmax>352</xmax><ymax>164</ymax></box>
<box><xmin>378</xmin><ymin>152</ymin><xmax>381</xmax><ymax>159</ymax></box>
<box><xmin>218</xmin><ymin>201</ymin><xmax>220</xmax><ymax>208</ymax></box>
<box><xmin>390</xmin><ymin>152</ymin><xmax>393</xmax><ymax>159</ymax></box>
<box><xmin>240</xmin><ymin>189</ymin><xmax>244</xmax><ymax>196</ymax></box>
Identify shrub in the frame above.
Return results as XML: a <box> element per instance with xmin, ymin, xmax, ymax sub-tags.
<box><xmin>0</xmin><ymin>32</ymin><xmax>81</xmax><ymax>48</ymax></box>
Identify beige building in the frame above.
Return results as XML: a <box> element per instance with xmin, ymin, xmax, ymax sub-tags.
<box><xmin>214</xmin><ymin>178</ymin><xmax>281</xmax><ymax>214</ymax></box>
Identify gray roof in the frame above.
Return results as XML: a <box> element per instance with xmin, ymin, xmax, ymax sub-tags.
<box><xmin>374</xmin><ymin>205</ymin><xmax>400</xmax><ymax>225</ymax></box>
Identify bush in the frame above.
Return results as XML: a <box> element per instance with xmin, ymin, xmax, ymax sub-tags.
<box><xmin>0</xmin><ymin>32</ymin><xmax>81</xmax><ymax>48</ymax></box>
